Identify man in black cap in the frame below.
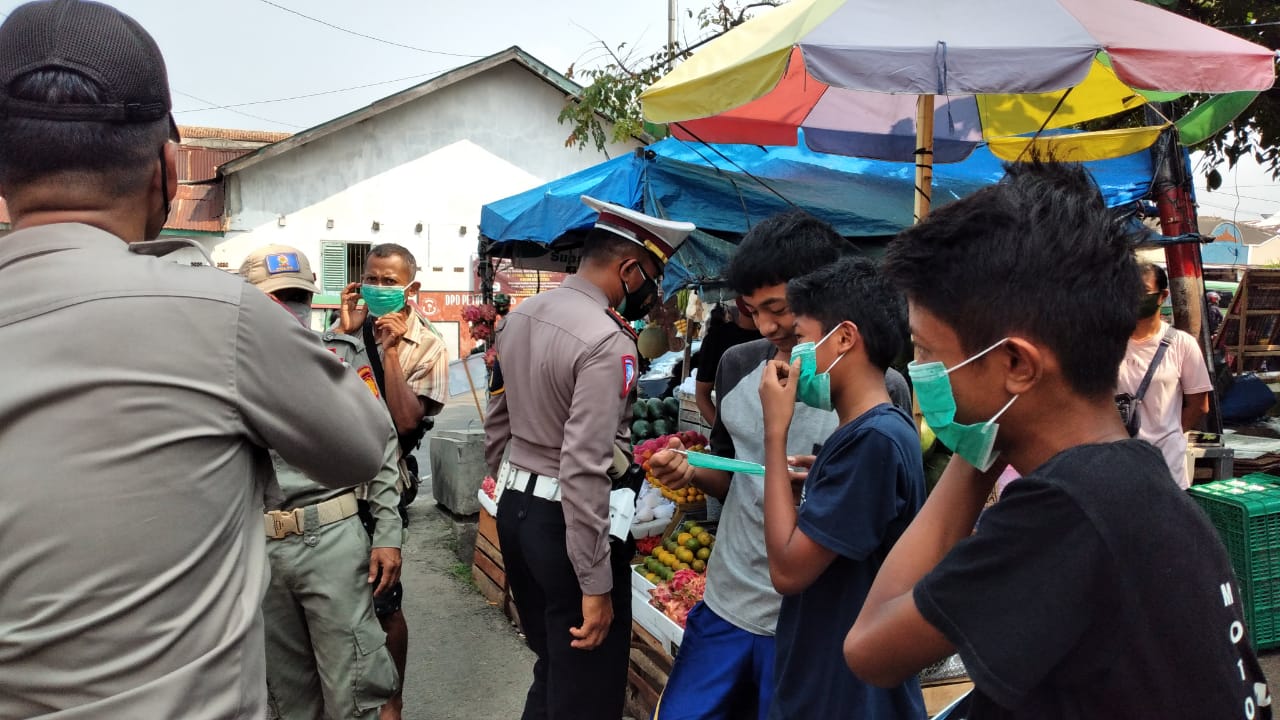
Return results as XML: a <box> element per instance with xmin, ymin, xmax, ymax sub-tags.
<box><xmin>0</xmin><ymin>2</ymin><xmax>391</xmax><ymax>718</ymax></box>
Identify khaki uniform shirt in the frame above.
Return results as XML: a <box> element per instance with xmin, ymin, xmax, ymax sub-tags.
<box><xmin>268</xmin><ymin>330</ymin><xmax>403</xmax><ymax>549</ymax></box>
<box><xmin>0</xmin><ymin>224</ymin><xmax>392</xmax><ymax>719</ymax></box>
<box><xmin>484</xmin><ymin>275</ymin><xmax>638</xmax><ymax>595</ymax></box>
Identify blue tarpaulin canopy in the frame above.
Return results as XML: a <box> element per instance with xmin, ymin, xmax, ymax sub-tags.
<box><xmin>480</xmin><ymin>135</ymin><xmax>1156</xmax><ymax>295</ymax></box>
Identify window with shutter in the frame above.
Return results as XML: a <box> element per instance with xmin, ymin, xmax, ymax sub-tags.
<box><xmin>320</xmin><ymin>242</ymin><xmax>346</xmax><ymax>293</ymax></box>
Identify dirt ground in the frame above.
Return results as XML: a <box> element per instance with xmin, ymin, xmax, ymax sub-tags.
<box><xmin>396</xmin><ymin>497</ymin><xmax>534</xmax><ymax>720</ymax></box>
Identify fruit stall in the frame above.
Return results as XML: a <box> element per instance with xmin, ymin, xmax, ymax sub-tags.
<box><xmin>627</xmin><ymin>427</ymin><xmax>714</xmax><ymax>718</ymax></box>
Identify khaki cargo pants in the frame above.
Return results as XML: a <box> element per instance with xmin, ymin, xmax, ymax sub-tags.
<box><xmin>263</xmin><ymin>514</ymin><xmax>399</xmax><ymax>719</ymax></box>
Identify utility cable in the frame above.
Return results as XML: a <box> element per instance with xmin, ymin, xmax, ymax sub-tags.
<box><xmin>256</xmin><ymin>0</ymin><xmax>484</xmax><ymax>59</ymax></box>
<box><xmin>172</xmin><ymin>70</ymin><xmax>451</xmax><ymax>112</ymax></box>
<box><xmin>173</xmin><ymin>89</ymin><xmax>306</xmax><ymax>129</ymax></box>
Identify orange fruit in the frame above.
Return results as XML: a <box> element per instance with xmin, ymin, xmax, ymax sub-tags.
<box><xmin>691</xmin><ymin>559</ymin><xmax>706</xmax><ymax>572</ymax></box>
<box><xmin>696</xmin><ymin>547</ymin><xmax>710</xmax><ymax>561</ymax></box>
<box><xmin>676</xmin><ymin>532</ymin><xmax>692</xmax><ymax>546</ymax></box>
<box><xmin>697</xmin><ymin>533</ymin><xmax>712</xmax><ymax>546</ymax></box>
<box><xmin>677</xmin><ymin>548</ymin><xmax>694</xmax><ymax>563</ymax></box>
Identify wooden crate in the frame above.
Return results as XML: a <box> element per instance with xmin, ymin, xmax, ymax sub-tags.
<box><xmin>1217</xmin><ymin>268</ymin><xmax>1280</xmax><ymax>373</ymax></box>
<box><xmin>625</xmin><ymin>621</ymin><xmax>675</xmax><ymax>720</ymax></box>
<box><xmin>471</xmin><ymin>506</ymin><xmax>518</xmax><ymax>625</ymax></box>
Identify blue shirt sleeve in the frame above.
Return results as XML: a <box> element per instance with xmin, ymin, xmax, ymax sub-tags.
<box><xmin>797</xmin><ymin>417</ymin><xmax>920</xmax><ymax>561</ymax></box>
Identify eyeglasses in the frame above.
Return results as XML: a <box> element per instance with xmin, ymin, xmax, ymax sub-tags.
<box><xmin>636</xmin><ymin>262</ymin><xmax>663</xmax><ymax>287</ymax></box>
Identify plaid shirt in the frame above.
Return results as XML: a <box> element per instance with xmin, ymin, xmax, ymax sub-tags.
<box><xmin>395</xmin><ymin>307</ymin><xmax>449</xmax><ymax>405</ymax></box>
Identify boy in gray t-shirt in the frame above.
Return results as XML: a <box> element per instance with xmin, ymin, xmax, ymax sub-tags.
<box><xmin>650</xmin><ymin>211</ymin><xmax>910</xmax><ymax>719</ymax></box>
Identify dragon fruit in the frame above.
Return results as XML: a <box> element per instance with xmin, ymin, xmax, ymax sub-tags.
<box><xmin>648</xmin><ymin>569</ymin><xmax>706</xmax><ymax>628</ymax></box>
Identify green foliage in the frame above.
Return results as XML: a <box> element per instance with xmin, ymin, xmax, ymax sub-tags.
<box><xmin>1139</xmin><ymin>0</ymin><xmax>1280</xmax><ymax>180</ymax></box>
<box><xmin>558</xmin><ymin>1</ymin><xmax>779</xmax><ymax>151</ymax></box>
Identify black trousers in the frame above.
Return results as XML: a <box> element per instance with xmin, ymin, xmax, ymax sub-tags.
<box><xmin>497</xmin><ymin>484</ymin><xmax>634</xmax><ymax>720</ymax></box>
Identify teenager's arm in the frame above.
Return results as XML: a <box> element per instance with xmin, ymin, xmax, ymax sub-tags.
<box><xmin>844</xmin><ymin>455</ymin><xmax>996</xmax><ymax>686</ymax></box>
<box><xmin>763</xmin><ymin>426</ymin><xmax>836</xmax><ymax>595</ymax></box>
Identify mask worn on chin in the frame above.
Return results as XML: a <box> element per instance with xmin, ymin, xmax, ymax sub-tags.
<box><xmin>282</xmin><ymin>300</ymin><xmax>312</xmax><ymax>327</ymax></box>
<box><xmin>1137</xmin><ymin>291</ymin><xmax>1162</xmax><ymax>318</ymax></box>
<box><xmin>789</xmin><ymin>324</ymin><xmax>848</xmax><ymax>411</ymax></box>
<box><xmin>617</xmin><ymin>264</ymin><xmax>659</xmax><ymax>322</ymax></box>
<box><xmin>907</xmin><ymin>338</ymin><xmax>1017</xmax><ymax>472</ymax></box>
<box><xmin>361</xmin><ymin>285</ymin><xmax>407</xmax><ymax>316</ymax></box>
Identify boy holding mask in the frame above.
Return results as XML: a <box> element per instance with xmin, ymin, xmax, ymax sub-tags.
<box><xmin>758</xmin><ymin>256</ymin><xmax>926</xmax><ymax>719</ymax></box>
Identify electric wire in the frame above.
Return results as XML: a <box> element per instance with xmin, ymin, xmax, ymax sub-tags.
<box><xmin>172</xmin><ymin>70</ymin><xmax>453</xmax><ymax>113</ymax></box>
<box><xmin>172</xmin><ymin>89</ymin><xmax>306</xmax><ymax>129</ymax></box>
<box><xmin>255</xmin><ymin>0</ymin><xmax>485</xmax><ymax>59</ymax></box>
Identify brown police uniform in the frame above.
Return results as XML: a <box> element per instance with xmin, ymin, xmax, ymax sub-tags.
<box><xmin>484</xmin><ymin>275</ymin><xmax>640</xmax><ymax>719</ymax></box>
<box><xmin>0</xmin><ymin>224</ymin><xmax>392</xmax><ymax>719</ymax></box>
<box><xmin>483</xmin><ymin>196</ymin><xmax>693</xmax><ymax>720</ymax></box>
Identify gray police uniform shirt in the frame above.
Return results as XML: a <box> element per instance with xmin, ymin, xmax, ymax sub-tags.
<box><xmin>0</xmin><ymin>224</ymin><xmax>393</xmax><ymax>719</ymax></box>
<box><xmin>704</xmin><ymin>338</ymin><xmax>912</xmax><ymax>635</ymax></box>
<box><xmin>483</xmin><ymin>275</ymin><xmax>638</xmax><ymax>595</ymax></box>
<box><xmin>268</xmin><ymin>330</ymin><xmax>403</xmax><ymax>549</ymax></box>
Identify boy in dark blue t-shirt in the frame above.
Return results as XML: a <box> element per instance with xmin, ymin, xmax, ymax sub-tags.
<box><xmin>758</xmin><ymin>255</ymin><xmax>926</xmax><ymax>720</ymax></box>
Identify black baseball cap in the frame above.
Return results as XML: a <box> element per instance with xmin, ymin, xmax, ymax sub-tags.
<box><xmin>0</xmin><ymin>0</ymin><xmax>178</xmax><ymax>137</ymax></box>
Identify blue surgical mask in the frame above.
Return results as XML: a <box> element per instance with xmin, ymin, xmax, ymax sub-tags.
<box><xmin>789</xmin><ymin>324</ymin><xmax>846</xmax><ymax>411</ymax></box>
<box><xmin>907</xmin><ymin>338</ymin><xmax>1017</xmax><ymax>472</ymax></box>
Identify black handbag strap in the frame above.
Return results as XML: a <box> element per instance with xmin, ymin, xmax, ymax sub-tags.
<box><xmin>1135</xmin><ymin>326</ymin><xmax>1176</xmax><ymax>404</ymax></box>
<box><xmin>362</xmin><ymin>316</ymin><xmax>433</xmax><ymax>455</ymax></box>
<box><xmin>361</xmin><ymin>317</ymin><xmax>389</xmax><ymax>399</ymax></box>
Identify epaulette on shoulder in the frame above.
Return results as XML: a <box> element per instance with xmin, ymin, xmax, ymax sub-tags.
<box><xmin>605</xmin><ymin>307</ymin><xmax>638</xmax><ymax>339</ymax></box>
<box><xmin>322</xmin><ymin>329</ymin><xmax>365</xmax><ymax>352</ymax></box>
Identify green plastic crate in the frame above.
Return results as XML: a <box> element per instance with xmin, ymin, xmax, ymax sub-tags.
<box><xmin>1187</xmin><ymin>479</ymin><xmax>1280</xmax><ymax>649</ymax></box>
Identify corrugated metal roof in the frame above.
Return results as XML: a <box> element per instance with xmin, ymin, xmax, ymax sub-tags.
<box><xmin>177</xmin><ymin>125</ymin><xmax>293</xmax><ymax>143</ymax></box>
<box><xmin>168</xmin><ymin>183</ymin><xmax>225</xmax><ymax>233</ymax></box>
<box><xmin>178</xmin><ymin>147</ymin><xmax>247</xmax><ymax>183</ymax></box>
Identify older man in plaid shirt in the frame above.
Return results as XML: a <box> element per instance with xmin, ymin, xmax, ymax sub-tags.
<box><xmin>338</xmin><ymin>242</ymin><xmax>449</xmax><ymax>720</ymax></box>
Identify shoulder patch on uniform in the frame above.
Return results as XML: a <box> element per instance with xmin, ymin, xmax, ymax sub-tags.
<box><xmin>357</xmin><ymin>366</ymin><xmax>381</xmax><ymax>399</ymax></box>
<box><xmin>605</xmin><ymin>307</ymin><xmax>639</xmax><ymax>339</ymax></box>
<box><xmin>621</xmin><ymin>355</ymin><xmax>638</xmax><ymax>398</ymax></box>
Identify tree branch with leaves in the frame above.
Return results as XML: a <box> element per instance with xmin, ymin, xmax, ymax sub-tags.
<box><xmin>558</xmin><ymin>1</ymin><xmax>779</xmax><ymax>152</ymax></box>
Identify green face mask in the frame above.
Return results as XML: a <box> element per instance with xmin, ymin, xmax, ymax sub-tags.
<box><xmin>360</xmin><ymin>285</ymin><xmax>406</xmax><ymax>316</ymax></box>
<box><xmin>907</xmin><ymin>338</ymin><xmax>1017</xmax><ymax>472</ymax></box>
<box><xmin>1137</xmin><ymin>291</ymin><xmax>1161</xmax><ymax>318</ymax></box>
<box><xmin>789</xmin><ymin>324</ymin><xmax>846</xmax><ymax>411</ymax></box>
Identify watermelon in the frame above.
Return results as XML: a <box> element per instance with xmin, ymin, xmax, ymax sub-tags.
<box><xmin>632</xmin><ymin>399</ymin><xmax>651</xmax><ymax>420</ymax></box>
<box><xmin>663</xmin><ymin>396</ymin><xmax>680</xmax><ymax>418</ymax></box>
<box><xmin>644</xmin><ymin>397</ymin><xmax>663</xmax><ymax>420</ymax></box>
<box><xmin>652</xmin><ymin>418</ymin><xmax>672</xmax><ymax>437</ymax></box>
<box><xmin>631</xmin><ymin>419</ymin><xmax>653</xmax><ymax>440</ymax></box>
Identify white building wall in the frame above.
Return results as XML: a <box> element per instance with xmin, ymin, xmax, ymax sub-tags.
<box><xmin>214</xmin><ymin>61</ymin><xmax>638</xmax><ymax>295</ymax></box>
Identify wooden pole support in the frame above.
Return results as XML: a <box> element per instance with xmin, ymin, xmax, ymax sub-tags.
<box><xmin>914</xmin><ymin>94</ymin><xmax>935</xmax><ymax>223</ymax></box>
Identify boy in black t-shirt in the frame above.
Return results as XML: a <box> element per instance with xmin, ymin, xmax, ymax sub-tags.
<box><xmin>844</xmin><ymin>161</ymin><xmax>1272</xmax><ymax>719</ymax></box>
<box><xmin>759</xmin><ymin>256</ymin><xmax>926</xmax><ymax>719</ymax></box>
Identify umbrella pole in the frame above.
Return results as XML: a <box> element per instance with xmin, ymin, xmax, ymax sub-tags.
<box><xmin>911</xmin><ymin>94</ymin><xmax>936</xmax><ymax>436</ymax></box>
<box><xmin>913</xmin><ymin>94</ymin><xmax>935</xmax><ymax>223</ymax></box>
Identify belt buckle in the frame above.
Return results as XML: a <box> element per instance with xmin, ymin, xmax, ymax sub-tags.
<box><xmin>266</xmin><ymin>509</ymin><xmax>303</xmax><ymax>538</ymax></box>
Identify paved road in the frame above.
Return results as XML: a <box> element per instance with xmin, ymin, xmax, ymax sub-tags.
<box><xmin>398</xmin><ymin>393</ymin><xmax>534</xmax><ymax>719</ymax></box>
<box><xmin>396</xmin><ymin>496</ymin><xmax>533</xmax><ymax>720</ymax></box>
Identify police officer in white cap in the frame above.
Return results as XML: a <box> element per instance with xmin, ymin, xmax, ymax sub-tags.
<box><xmin>484</xmin><ymin>196</ymin><xmax>694</xmax><ymax>719</ymax></box>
